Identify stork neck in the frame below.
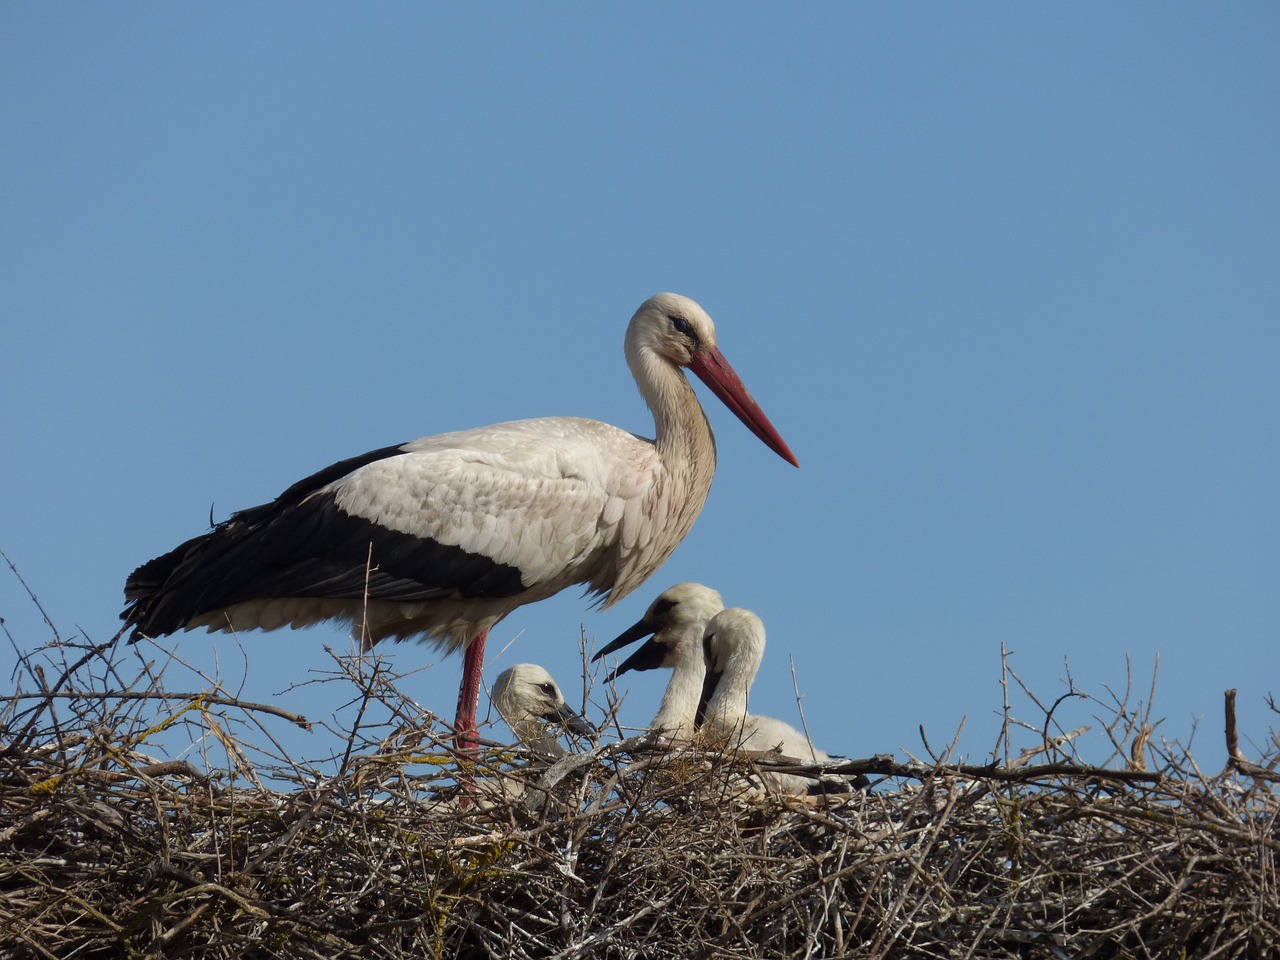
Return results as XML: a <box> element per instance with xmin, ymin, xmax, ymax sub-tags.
<box><xmin>705</xmin><ymin>660</ymin><xmax>753</xmax><ymax>726</ymax></box>
<box><xmin>631</xmin><ymin>346</ymin><xmax>717</xmax><ymax>475</ymax></box>
<box><xmin>515</xmin><ymin>722</ymin><xmax>567</xmax><ymax>762</ymax></box>
<box><xmin>705</xmin><ymin>634</ymin><xmax>763</xmax><ymax>727</ymax></box>
<box><xmin>651</xmin><ymin>631</ymin><xmax>707</xmax><ymax>737</ymax></box>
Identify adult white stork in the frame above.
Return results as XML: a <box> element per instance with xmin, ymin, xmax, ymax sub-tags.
<box><xmin>490</xmin><ymin>663</ymin><xmax>593</xmax><ymax>761</ymax></box>
<box><xmin>593</xmin><ymin>582</ymin><xmax>724</xmax><ymax>739</ymax></box>
<box><xmin>697</xmin><ymin>608</ymin><xmax>867</xmax><ymax>794</ymax></box>
<box><xmin>121</xmin><ymin>293</ymin><xmax>798</xmax><ymax>750</ymax></box>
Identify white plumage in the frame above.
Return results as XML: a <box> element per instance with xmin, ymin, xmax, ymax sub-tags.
<box><xmin>490</xmin><ymin>663</ymin><xmax>592</xmax><ymax>761</ymax></box>
<box><xmin>122</xmin><ymin>293</ymin><xmax>797</xmax><ymax>747</ymax></box>
<box><xmin>594</xmin><ymin>582</ymin><xmax>724</xmax><ymax>739</ymax></box>
<box><xmin>422</xmin><ymin>663</ymin><xmax>591</xmax><ymax>812</ymax></box>
<box><xmin>698</xmin><ymin>608</ymin><xmax>857</xmax><ymax>795</ymax></box>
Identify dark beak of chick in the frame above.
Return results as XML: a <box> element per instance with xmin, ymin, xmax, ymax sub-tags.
<box><xmin>544</xmin><ymin>702</ymin><xmax>594</xmax><ymax>738</ymax></box>
<box><xmin>594</xmin><ymin>615</ymin><xmax>667</xmax><ymax>683</ymax></box>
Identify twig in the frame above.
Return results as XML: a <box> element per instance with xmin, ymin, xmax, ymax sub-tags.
<box><xmin>1224</xmin><ymin>687</ymin><xmax>1280</xmax><ymax>783</ymax></box>
<box><xmin>796</xmin><ymin>755</ymin><xmax>1161</xmax><ymax>785</ymax></box>
<box><xmin>788</xmin><ymin>655</ymin><xmax>819</xmax><ymax>760</ymax></box>
<box><xmin>1</xmin><ymin>546</ymin><xmax>62</xmax><ymax>643</ymax></box>
<box><xmin>1224</xmin><ymin>688</ymin><xmax>1242</xmax><ymax>763</ymax></box>
<box><xmin>1</xmin><ymin>690</ymin><xmax>312</xmax><ymax>729</ymax></box>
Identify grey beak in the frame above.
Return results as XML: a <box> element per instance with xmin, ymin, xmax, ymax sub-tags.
<box><xmin>594</xmin><ymin>615</ymin><xmax>654</xmax><ymax>661</ymax></box>
<box><xmin>544</xmin><ymin>703</ymin><xmax>594</xmax><ymax>737</ymax></box>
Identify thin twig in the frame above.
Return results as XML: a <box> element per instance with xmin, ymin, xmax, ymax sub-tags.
<box><xmin>1</xmin><ymin>690</ymin><xmax>311</xmax><ymax>729</ymax></box>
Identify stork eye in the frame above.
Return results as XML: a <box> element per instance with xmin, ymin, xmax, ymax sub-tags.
<box><xmin>650</xmin><ymin>598</ymin><xmax>676</xmax><ymax>619</ymax></box>
<box><xmin>540</xmin><ymin>682</ymin><xmax>555</xmax><ymax>695</ymax></box>
<box><xmin>670</xmin><ymin>316</ymin><xmax>693</xmax><ymax>336</ymax></box>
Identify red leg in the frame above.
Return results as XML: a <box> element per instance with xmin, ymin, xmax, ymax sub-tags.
<box><xmin>454</xmin><ymin>628</ymin><xmax>488</xmax><ymax>755</ymax></box>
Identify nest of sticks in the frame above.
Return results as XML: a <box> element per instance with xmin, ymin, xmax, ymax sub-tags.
<box><xmin>2</xmin><ymin>630</ymin><xmax>1277</xmax><ymax>960</ymax></box>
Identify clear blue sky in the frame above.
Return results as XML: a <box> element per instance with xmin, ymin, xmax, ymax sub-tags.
<box><xmin>3</xmin><ymin>6</ymin><xmax>1276</xmax><ymax>772</ymax></box>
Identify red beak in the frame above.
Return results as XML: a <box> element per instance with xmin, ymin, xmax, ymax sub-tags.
<box><xmin>687</xmin><ymin>346</ymin><xmax>799</xmax><ymax>468</ymax></box>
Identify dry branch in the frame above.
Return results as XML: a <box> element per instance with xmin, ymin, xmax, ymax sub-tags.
<box><xmin>1</xmin><ymin>638</ymin><xmax>1276</xmax><ymax>960</ymax></box>
<box><xmin>2</xmin><ymin>690</ymin><xmax>311</xmax><ymax>729</ymax></box>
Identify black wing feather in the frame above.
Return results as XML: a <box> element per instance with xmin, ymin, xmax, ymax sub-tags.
<box><xmin>122</xmin><ymin>444</ymin><xmax>524</xmax><ymax>639</ymax></box>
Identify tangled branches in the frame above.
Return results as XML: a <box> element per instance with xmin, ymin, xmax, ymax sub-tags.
<box><xmin>1</xmin><ymin>635</ymin><xmax>1277</xmax><ymax>960</ymax></box>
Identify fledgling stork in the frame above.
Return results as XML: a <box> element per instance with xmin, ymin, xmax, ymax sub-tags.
<box><xmin>593</xmin><ymin>582</ymin><xmax>724</xmax><ymax>739</ymax></box>
<box><xmin>490</xmin><ymin>663</ymin><xmax>593</xmax><ymax>761</ymax></box>
<box><xmin>121</xmin><ymin>293</ymin><xmax>798</xmax><ymax>751</ymax></box>
<box><xmin>697</xmin><ymin>608</ymin><xmax>868</xmax><ymax>794</ymax></box>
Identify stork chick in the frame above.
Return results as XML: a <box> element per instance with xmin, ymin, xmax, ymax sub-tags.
<box><xmin>698</xmin><ymin>608</ymin><xmax>866</xmax><ymax>795</ymax></box>
<box><xmin>594</xmin><ymin>582</ymin><xmax>724</xmax><ymax>739</ymax></box>
<box><xmin>490</xmin><ymin>663</ymin><xmax>593</xmax><ymax>761</ymax></box>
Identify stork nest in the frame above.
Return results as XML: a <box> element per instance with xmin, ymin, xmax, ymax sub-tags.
<box><xmin>2</xmin><ymin>635</ymin><xmax>1277</xmax><ymax>960</ymax></box>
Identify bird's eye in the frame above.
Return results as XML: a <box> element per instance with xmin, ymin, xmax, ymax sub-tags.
<box><xmin>540</xmin><ymin>682</ymin><xmax>555</xmax><ymax>695</ymax></box>
<box><xmin>671</xmin><ymin>316</ymin><xmax>692</xmax><ymax>336</ymax></box>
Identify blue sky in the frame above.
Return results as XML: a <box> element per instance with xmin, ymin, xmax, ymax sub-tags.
<box><xmin>3</xmin><ymin>6</ymin><xmax>1276</xmax><ymax>773</ymax></box>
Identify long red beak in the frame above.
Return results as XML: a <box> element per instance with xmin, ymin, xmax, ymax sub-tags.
<box><xmin>687</xmin><ymin>346</ymin><xmax>799</xmax><ymax>467</ymax></box>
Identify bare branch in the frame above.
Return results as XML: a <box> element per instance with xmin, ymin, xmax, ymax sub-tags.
<box><xmin>0</xmin><ymin>690</ymin><xmax>312</xmax><ymax>729</ymax></box>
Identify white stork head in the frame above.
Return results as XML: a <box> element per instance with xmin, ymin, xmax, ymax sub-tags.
<box><xmin>490</xmin><ymin>663</ymin><xmax>593</xmax><ymax>759</ymax></box>
<box><xmin>697</xmin><ymin>607</ymin><xmax>767</xmax><ymax>724</ymax></box>
<box><xmin>625</xmin><ymin>294</ymin><xmax>799</xmax><ymax>468</ymax></box>
<box><xmin>626</xmin><ymin>293</ymin><xmax>719</xmax><ymax>368</ymax></box>
<box><xmin>594</xmin><ymin>581</ymin><xmax>725</xmax><ymax>681</ymax></box>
